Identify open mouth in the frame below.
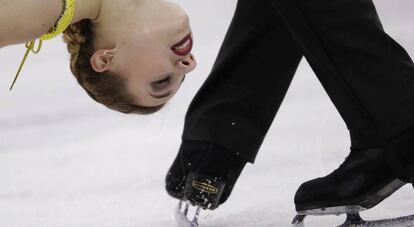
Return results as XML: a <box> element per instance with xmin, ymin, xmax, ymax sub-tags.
<box><xmin>171</xmin><ymin>33</ymin><xmax>193</xmax><ymax>56</ymax></box>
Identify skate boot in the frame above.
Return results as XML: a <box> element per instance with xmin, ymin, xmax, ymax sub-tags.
<box><xmin>293</xmin><ymin>127</ymin><xmax>414</xmax><ymax>227</ymax></box>
<box><xmin>165</xmin><ymin>140</ymin><xmax>247</xmax><ymax>226</ymax></box>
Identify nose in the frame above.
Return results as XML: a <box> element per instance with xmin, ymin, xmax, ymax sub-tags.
<box><xmin>177</xmin><ymin>54</ymin><xmax>197</xmax><ymax>74</ymax></box>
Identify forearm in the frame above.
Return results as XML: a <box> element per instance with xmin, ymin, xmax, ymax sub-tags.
<box><xmin>0</xmin><ymin>0</ymin><xmax>65</xmax><ymax>46</ymax></box>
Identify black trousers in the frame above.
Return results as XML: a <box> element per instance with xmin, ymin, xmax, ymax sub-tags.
<box><xmin>182</xmin><ymin>0</ymin><xmax>414</xmax><ymax>164</ymax></box>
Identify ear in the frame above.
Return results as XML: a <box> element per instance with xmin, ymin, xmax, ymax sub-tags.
<box><xmin>90</xmin><ymin>49</ymin><xmax>114</xmax><ymax>73</ymax></box>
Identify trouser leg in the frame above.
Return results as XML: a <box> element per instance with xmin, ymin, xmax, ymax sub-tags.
<box><xmin>269</xmin><ymin>0</ymin><xmax>414</xmax><ymax>150</ymax></box>
<box><xmin>182</xmin><ymin>0</ymin><xmax>303</xmax><ymax>163</ymax></box>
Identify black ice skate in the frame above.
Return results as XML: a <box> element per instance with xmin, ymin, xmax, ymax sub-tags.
<box><xmin>165</xmin><ymin>140</ymin><xmax>247</xmax><ymax>227</ymax></box>
<box><xmin>292</xmin><ymin>145</ymin><xmax>414</xmax><ymax>227</ymax></box>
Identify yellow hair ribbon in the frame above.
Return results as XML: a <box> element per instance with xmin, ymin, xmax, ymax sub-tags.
<box><xmin>10</xmin><ymin>0</ymin><xmax>76</xmax><ymax>91</ymax></box>
<box><xmin>9</xmin><ymin>40</ymin><xmax>43</xmax><ymax>90</ymax></box>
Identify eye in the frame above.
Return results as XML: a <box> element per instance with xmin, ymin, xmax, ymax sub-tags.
<box><xmin>152</xmin><ymin>76</ymin><xmax>171</xmax><ymax>90</ymax></box>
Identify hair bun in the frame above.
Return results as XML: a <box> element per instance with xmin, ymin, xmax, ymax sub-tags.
<box><xmin>63</xmin><ymin>23</ymin><xmax>86</xmax><ymax>55</ymax></box>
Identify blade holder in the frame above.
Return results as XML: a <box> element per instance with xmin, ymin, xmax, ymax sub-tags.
<box><xmin>184</xmin><ymin>172</ymin><xmax>226</xmax><ymax>210</ymax></box>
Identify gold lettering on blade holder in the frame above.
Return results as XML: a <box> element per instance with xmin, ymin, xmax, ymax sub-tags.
<box><xmin>192</xmin><ymin>181</ymin><xmax>218</xmax><ymax>194</ymax></box>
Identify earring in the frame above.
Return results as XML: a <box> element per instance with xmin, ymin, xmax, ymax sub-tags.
<box><xmin>104</xmin><ymin>50</ymin><xmax>114</xmax><ymax>60</ymax></box>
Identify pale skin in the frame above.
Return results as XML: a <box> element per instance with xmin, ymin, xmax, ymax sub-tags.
<box><xmin>0</xmin><ymin>0</ymin><xmax>197</xmax><ymax>107</ymax></box>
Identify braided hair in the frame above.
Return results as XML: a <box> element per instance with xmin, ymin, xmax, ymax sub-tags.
<box><xmin>62</xmin><ymin>19</ymin><xmax>165</xmax><ymax>114</ymax></box>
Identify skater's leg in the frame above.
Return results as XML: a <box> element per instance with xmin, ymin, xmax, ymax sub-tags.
<box><xmin>166</xmin><ymin>0</ymin><xmax>303</xmax><ymax>210</ymax></box>
<box><xmin>275</xmin><ymin>0</ymin><xmax>414</xmax><ymax>181</ymax></box>
<box><xmin>181</xmin><ymin>0</ymin><xmax>303</xmax><ymax>163</ymax></box>
<box><xmin>266</xmin><ymin>0</ymin><xmax>414</xmax><ymax>223</ymax></box>
<box><xmin>269</xmin><ymin>0</ymin><xmax>414</xmax><ymax>150</ymax></box>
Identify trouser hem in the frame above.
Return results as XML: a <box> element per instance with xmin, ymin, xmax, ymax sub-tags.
<box><xmin>182</xmin><ymin>117</ymin><xmax>266</xmax><ymax>163</ymax></box>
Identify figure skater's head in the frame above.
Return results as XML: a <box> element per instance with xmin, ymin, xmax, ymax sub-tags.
<box><xmin>63</xmin><ymin>0</ymin><xmax>196</xmax><ymax>114</ymax></box>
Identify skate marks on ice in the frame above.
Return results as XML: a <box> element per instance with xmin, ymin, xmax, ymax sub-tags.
<box><xmin>292</xmin><ymin>212</ymin><xmax>414</xmax><ymax>227</ymax></box>
<box><xmin>175</xmin><ymin>200</ymin><xmax>202</xmax><ymax>227</ymax></box>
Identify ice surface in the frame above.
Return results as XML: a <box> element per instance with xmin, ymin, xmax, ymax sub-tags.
<box><xmin>0</xmin><ymin>0</ymin><xmax>413</xmax><ymax>226</ymax></box>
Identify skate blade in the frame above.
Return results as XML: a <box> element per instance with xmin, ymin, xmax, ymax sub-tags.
<box><xmin>174</xmin><ymin>200</ymin><xmax>202</xmax><ymax>227</ymax></box>
<box><xmin>293</xmin><ymin>212</ymin><xmax>414</xmax><ymax>227</ymax></box>
<box><xmin>297</xmin><ymin>205</ymin><xmax>366</xmax><ymax>216</ymax></box>
<box><xmin>338</xmin><ymin>213</ymin><xmax>414</xmax><ymax>227</ymax></box>
<box><xmin>292</xmin><ymin>206</ymin><xmax>365</xmax><ymax>227</ymax></box>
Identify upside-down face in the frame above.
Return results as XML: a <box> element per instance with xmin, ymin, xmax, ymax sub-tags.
<box><xmin>90</xmin><ymin>0</ymin><xmax>197</xmax><ymax>107</ymax></box>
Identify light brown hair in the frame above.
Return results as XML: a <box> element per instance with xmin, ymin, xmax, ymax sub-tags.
<box><xmin>62</xmin><ymin>19</ymin><xmax>165</xmax><ymax>114</ymax></box>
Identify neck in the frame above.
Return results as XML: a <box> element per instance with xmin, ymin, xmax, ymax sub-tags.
<box><xmin>86</xmin><ymin>0</ymin><xmax>149</xmax><ymax>50</ymax></box>
<box><xmin>72</xmin><ymin>0</ymin><xmax>102</xmax><ymax>23</ymax></box>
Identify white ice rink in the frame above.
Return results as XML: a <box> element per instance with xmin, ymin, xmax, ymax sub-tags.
<box><xmin>0</xmin><ymin>1</ymin><xmax>414</xmax><ymax>226</ymax></box>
